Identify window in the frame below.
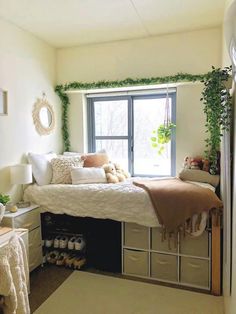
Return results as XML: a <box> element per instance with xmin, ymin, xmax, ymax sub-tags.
<box><xmin>87</xmin><ymin>91</ymin><xmax>176</xmax><ymax>176</ymax></box>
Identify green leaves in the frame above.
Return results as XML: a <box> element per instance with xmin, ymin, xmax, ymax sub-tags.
<box><xmin>55</xmin><ymin>69</ymin><xmax>232</xmax><ymax>159</ymax></box>
<box><xmin>150</xmin><ymin>123</ymin><xmax>176</xmax><ymax>155</ymax></box>
<box><xmin>0</xmin><ymin>194</ymin><xmax>10</xmax><ymax>205</ymax></box>
<box><xmin>201</xmin><ymin>66</ymin><xmax>232</xmax><ymax>174</ymax></box>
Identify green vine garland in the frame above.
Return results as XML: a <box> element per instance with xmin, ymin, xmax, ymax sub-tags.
<box><xmin>55</xmin><ymin>69</ymin><xmax>232</xmax><ymax>173</ymax></box>
<box><xmin>200</xmin><ymin>66</ymin><xmax>232</xmax><ymax>174</ymax></box>
<box><xmin>55</xmin><ymin>73</ymin><xmax>206</xmax><ymax>151</ymax></box>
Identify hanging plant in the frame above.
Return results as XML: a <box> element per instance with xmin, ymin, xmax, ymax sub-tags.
<box><xmin>151</xmin><ymin>123</ymin><xmax>176</xmax><ymax>155</ymax></box>
<box><xmin>200</xmin><ymin>66</ymin><xmax>232</xmax><ymax>174</ymax></box>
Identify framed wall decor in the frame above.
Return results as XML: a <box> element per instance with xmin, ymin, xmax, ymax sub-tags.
<box><xmin>0</xmin><ymin>89</ymin><xmax>8</xmax><ymax>115</ymax></box>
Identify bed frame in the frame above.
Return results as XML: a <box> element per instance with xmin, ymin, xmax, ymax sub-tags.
<box><xmin>211</xmin><ymin>212</ymin><xmax>221</xmax><ymax>296</ymax></box>
<box><xmin>41</xmin><ymin>211</ymin><xmax>222</xmax><ymax>295</ymax></box>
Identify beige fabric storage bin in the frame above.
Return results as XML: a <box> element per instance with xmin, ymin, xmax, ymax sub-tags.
<box><xmin>123</xmin><ymin>249</ymin><xmax>148</xmax><ymax>277</ymax></box>
<box><xmin>151</xmin><ymin>253</ymin><xmax>178</xmax><ymax>282</ymax></box>
<box><xmin>124</xmin><ymin>223</ymin><xmax>149</xmax><ymax>249</ymax></box>
<box><xmin>151</xmin><ymin>227</ymin><xmax>177</xmax><ymax>253</ymax></box>
<box><xmin>180</xmin><ymin>231</ymin><xmax>209</xmax><ymax>258</ymax></box>
<box><xmin>180</xmin><ymin>257</ymin><xmax>209</xmax><ymax>288</ymax></box>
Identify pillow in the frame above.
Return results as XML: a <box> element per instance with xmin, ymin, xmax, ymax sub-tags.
<box><xmin>63</xmin><ymin>151</ymin><xmax>82</xmax><ymax>156</ymax></box>
<box><xmin>51</xmin><ymin>156</ymin><xmax>84</xmax><ymax>184</ymax></box>
<box><xmin>71</xmin><ymin>167</ymin><xmax>107</xmax><ymax>184</ymax></box>
<box><xmin>28</xmin><ymin>152</ymin><xmax>57</xmax><ymax>185</ymax></box>
<box><xmin>82</xmin><ymin>153</ymin><xmax>109</xmax><ymax>168</ymax></box>
<box><xmin>178</xmin><ymin>169</ymin><xmax>220</xmax><ymax>187</ymax></box>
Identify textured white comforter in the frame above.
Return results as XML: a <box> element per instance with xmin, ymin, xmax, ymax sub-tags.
<box><xmin>24</xmin><ymin>179</ymin><xmax>215</xmax><ymax>228</ymax></box>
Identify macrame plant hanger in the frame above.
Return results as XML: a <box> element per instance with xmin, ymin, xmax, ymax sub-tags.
<box><xmin>164</xmin><ymin>85</ymin><xmax>171</xmax><ymax>128</ymax></box>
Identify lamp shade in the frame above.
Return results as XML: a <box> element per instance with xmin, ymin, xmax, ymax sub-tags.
<box><xmin>10</xmin><ymin>164</ymin><xmax>32</xmax><ymax>185</ymax></box>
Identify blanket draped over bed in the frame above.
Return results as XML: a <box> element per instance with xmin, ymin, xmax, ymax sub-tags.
<box><xmin>133</xmin><ymin>178</ymin><xmax>223</xmax><ymax>233</ymax></box>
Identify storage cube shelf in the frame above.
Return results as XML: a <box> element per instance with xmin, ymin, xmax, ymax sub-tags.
<box><xmin>122</xmin><ymin>222</ymin><xmax>211</xmax><ymax>290</ymax></box>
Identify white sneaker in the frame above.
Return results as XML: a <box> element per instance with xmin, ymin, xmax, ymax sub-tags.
<box><xmin>75</xmin><ymin>236</ymin><xmax>85</xmax><ymax>251</ymax></box>
<box><xmin>54</xmin><ymin>235</ymin><xmax>61</xmax><ymax>248</ymax></box>
<box><xmin>45</xmin><ymin>237</ymin><xmax>53</xmax><ymax>248</ymax></box>
<box><xmin>68</xmin><ymin>236</ymin><xmax>76</xmax><ymax>250</ymax></box>
<box><xmin>59</xmin><ymin>236</ymin><xmax>69</xmax><ymax>249</ymax></box>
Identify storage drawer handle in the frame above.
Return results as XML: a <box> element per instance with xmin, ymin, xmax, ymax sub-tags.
<box><xmin>157</xmin><ymin>260</ymin><xmax>169</xmax><ymax>265</ymax></box>
<box><xmin>129</xmin><ymin>255</ymin><xmax>139</xmax><ymax>261</ymax></box>
<box><xmin>131</xmin><ymin>228</ymin><xmax>142</xmax><ymax>233</ymax></box>
<box><xmin>188</xmin><ymin>263</ymin><xmax>201</xmax><ymax>269</ymax></box>
<box><xmin>29</xmin><ymin>243</ymin><xmax>41</xmax><ymax>248</ymax></box>
<box><xmin>22</xmin><ymin>223</ymin><xmax>33</xmax><ymax>229</ymax></box>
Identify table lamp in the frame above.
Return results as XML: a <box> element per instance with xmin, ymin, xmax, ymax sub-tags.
<box><xmin>10</xmin><ymin>164</ymin><xmax>32</xmax><ymax>208</ymax></box>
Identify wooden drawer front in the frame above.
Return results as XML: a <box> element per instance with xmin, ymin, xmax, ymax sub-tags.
<box><xmin>123</xmin><ymin>249</ymin><xmax>148</xmax><ymax>277</ymax></box>
<box><xmin>151</xmin><ymin>227</ymin><xmax>177</xmax><ymax>253</ymax></box>
<box><xmin>20</xmin><ymin>230</ymin><xmax>29</xmax><ymax>261</ymax></box>
<box><xmin>29</xmin><ymin>228</ymin><xmax>41</xmax><ymax>249</ymax></box>
<box><xmin>180</xmin><ymin>231</ymin><xmax>209</xmax><ymax>258</ymax></box>
<box><xmin>29</xmin><ymin>244</ymin><xmax>42</xmax><ymax>272</ymax></box>
<box><xmin>124</xmin><ymin>223</ymin><xmax>149</xmax><ymax>249</ymax></box>
<box><xmin>151</xmin><ymin>253</ymin><xmax>178</xmax><ymax>282</ymax></box>
<box><xmin>14</xmin><ymin>209</ymin><xmax>40</xmax><ymax>231</ymax></box>
<box><xmin>180</xmin><ymin>257</ymin><xmax>209</xmax><ymax>288</ymax></box>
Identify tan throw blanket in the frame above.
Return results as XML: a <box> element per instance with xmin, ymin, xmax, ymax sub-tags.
<box><xmin>133</xmin><ymin>178</ymin><xmax>223</xmax><ymax>233</ymax></box>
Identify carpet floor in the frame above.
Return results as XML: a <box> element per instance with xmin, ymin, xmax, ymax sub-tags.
<box><xmin>34</xmin><ymin>271</ymin><xmax>224</xmax><ymax>314</ymax></box>
<box><xmin>29</xmin><ymin>266</ymin><xmax>73</xmax><ymax>313</ymax></box>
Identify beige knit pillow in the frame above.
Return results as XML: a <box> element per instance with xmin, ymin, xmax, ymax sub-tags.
<box><xmin>51</xmin><ymin>156</ymin><xmax>84</xmax><ymax>184</ymax></box>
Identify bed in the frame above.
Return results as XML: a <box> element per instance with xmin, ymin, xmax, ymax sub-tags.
<box><xmin>24</xmin><ymin>177</ymin><xmax>221</xmax><ymax>295</ymax></box>
<box><xmin>24</xmin><ymin>178</ymin><xmax>216</xmax><ymax>229</ymax></box>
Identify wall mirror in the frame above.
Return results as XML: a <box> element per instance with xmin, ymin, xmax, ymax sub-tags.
<box><xmin>32</xmin><ymin>97</ymin><xmax>55</xmax><ymax>135</ymax></box>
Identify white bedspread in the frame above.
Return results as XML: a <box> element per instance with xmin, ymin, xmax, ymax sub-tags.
<box><xmin>24</xmin><ymin>179</ymin><xmax>215</xmax><ymax>228</ymax></box>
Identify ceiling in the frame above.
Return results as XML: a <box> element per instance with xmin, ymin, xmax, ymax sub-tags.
<box><xmin>0</xmin><ymin>0</ymin><xmax>226</xmax><ymax>48</ymax></box>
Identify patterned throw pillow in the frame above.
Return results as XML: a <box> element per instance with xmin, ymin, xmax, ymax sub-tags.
<box><xmin>51</xmin><ymin>156</ymin><xmax>84</xmax><ymax>184</ymax></box>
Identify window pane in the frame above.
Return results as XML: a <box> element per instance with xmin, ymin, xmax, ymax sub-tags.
<box><xmin>94</xmin><ymin>100</ymin><xmax>128</xmax><ymax>136</ymax></box>
<box><xmin>96</xmin><ymin>139</ymin><xmax>128</xmax><ymax>170</ymax></box>
<box><xmin>133</xmin><ymin>97</ymin><xmax>172</xmax><ymax>176</ymax></box>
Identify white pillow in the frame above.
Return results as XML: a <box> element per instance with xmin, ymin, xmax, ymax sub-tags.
<box><xmin>63</xmin><ymin>151</ymin><xmax>82</xmax><ymax>156</ymax></box>
<box><xmin>71</xmin><ymin>167</ymin><xmax>107</xmax><ymax>184</ymax></box>
<box><xmin>28</xmin><ymin>152</ymin><xmax>57</xmax><ymax>185</ymax></box>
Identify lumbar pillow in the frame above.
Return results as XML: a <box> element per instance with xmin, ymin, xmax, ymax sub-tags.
<box><xmin>178</xmin><ymin>169</ymin><xmax>220</xmax><ymax>187</ymax></box>
<box><xmin>51</xmin><ymin>156</ymin><xmax>84</xmax><ymax>184</ymax></box>
<box><xmin>82</xmin><ymin>153</ymin><xmax>109</xmax><ymax>168</ymax></box>
<box><xmin>71</xmin><ymin>167</ymin><xmax>107</xmax><ymax>184</ymax></box>
<box><xmin>28</xmin><ymin>152</ymin><xmax>57</xmax><ymax>185</ymax></box>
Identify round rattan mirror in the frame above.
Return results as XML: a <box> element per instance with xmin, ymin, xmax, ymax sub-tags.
<box><xmin>32</xmin><ymin>97</ymin><xmax>55</xmax><ymax>135</ymax></box>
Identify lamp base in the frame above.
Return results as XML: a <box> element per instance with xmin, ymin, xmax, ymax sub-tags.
<box><xmin>16</xmin><ymin>201</ymin><xmax>31</xmax><ymax>208</ymax></box>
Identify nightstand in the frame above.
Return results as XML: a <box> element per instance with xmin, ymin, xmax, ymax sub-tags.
<box><xmin>2</xmin><ymin>204</ymin><xmax>42</xmax><ymax>272</ymax></box>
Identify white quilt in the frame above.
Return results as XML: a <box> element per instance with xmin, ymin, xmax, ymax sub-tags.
<box><xmin>24</xmin><ymin>179</ymin><xmax>215</xmax><ymax>228</ymax></box>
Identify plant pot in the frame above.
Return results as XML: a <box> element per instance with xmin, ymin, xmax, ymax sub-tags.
<box><xmin>0</xmin><ymin>203</ymin><xmax>5</xmax><ymax>224</ymax></box>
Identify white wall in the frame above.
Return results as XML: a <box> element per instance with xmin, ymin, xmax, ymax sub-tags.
<box><xmin>57</xmin><ymin>28</ymin><xmax>221</xmax><ymax>84</ymax></box>
<box><xmin>0</xmin><ymin>18</ymin><xmax>62</xmax><ymax>202</ymax></box>
<box><xmin>57</xmin><ymin>28</ymin><xmax>221</xmax><ymax>173</ymax></box>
